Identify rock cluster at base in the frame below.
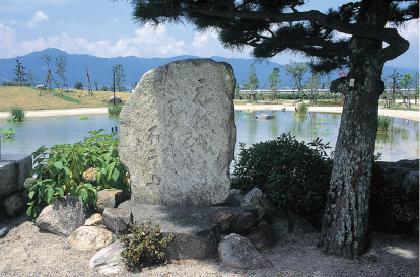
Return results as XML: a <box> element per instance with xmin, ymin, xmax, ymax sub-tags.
<box><xmin>119</xmin><ymin>59</ymin><xmax>236</xmax><ymax>206</ymax></box>
<box><xmin>89</xmin><ymin>240</ymin><xmax>127</xmax><ymax>276</ymax></box>
<box><xmin>67</xmin><ymin>225</ymin><xmax>115</xmax><ymax>251</ymax></box>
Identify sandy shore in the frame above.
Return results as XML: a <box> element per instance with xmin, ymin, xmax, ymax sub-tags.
<box><xmin>0</xmin><ymin>216</ymin><xmax>418</xmax><ymax>277</ymax></box>
<box><xmin>0</xmin><ymin>105</ymin><xmax>418</xmax><ymax>122</ymax></box>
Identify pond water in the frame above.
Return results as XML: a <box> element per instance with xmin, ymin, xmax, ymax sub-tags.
<box><xmin>0</xmin><ymin>111</ymin><xmax>418</xmax><ymax>162</ymax></box>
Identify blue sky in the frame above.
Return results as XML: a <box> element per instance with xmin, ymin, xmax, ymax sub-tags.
<box><xmin>0</xmin><ymin>0</ymin><xmax>418</xmax><ymax>68</ymax></box>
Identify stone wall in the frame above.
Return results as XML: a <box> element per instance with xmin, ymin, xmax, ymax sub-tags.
<box><xmin>0</xmin><ymin>155</ymin><xmax>32</xmax><ymax>217</ymax></box>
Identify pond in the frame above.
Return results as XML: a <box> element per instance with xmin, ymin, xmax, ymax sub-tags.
<box><xmin>0</xmin><ymin>111</ymin><xmax>418</xmax><ymax>162</ymax></box>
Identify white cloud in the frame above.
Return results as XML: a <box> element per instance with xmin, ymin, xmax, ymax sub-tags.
<box><xmin>26</xmin><ymin>10</ymin><xmax>49</xmax><ymax>28</ymax></box>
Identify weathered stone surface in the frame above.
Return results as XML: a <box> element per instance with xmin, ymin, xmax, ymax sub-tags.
<box><xmin>96</xmin><ymin>189</ymin><xmax>127</xmax><ymax>212</ymax></box>
<box><xmin>207</xmin><ymin>206</ymin><xmax>259</xmax><ymax>234</ymax></box>
<box><xmin>0</xmin><ymin>162</ymin><xmax>17</xmax><ymax>199</ymax></box>
<box><xmin>404</xmin><ymin>171</ymin><xmax>419</xmax><ymax>194</ymax></box>
<box><xmin>246</xmin><ymin>220</ymin><xmax>275</xmax><ymax>250</ymax></box>
<box><xmin>224</xmin><ymin>189</ymin><xmax>243</xmax><ymax>207</ymax></box>
<box><xmin>118</xmin><ymin>201</ymin><xmax>220</xmax><ymax>259</ymax></box>
<box><xmin>271</xmin><ymin>211</ymin><xmax>315</xmax><ymax>241</ymax></box>
<box><xmin>85</xmin><ymin>213</ymin><xmax>103</xmax><ymax>226</ymax></box>
<box><xmin>0</xmin><ymin>227</ymin><xmax>8</xmax><ymax>238</ymax></box>
<box><xmin>217</xmin><ymin>233</ymin><xmax>269</xmax><ymax>269</ymax></box>
<box><xmin>102</xmin><ymin>208</ymin><xmax>132</xmax><ymax>235</ymax></box>
<box><xmin>36</xmin><ymin>195</ymin><xmax>87</xmax><ymax>236</ymax></box>
<box><xmin>89</xmin><ymin>240</ymin><xmax>127</xmax><ymax>276</ymax></box>
<box><xmin>119</xmin><ymin>59</ymin><xmax>236</xmax><ymax>206</ymax></box>
<box><xmin>16</xmin><ymin>155</ymin><xmax>32</xmax><ymax>190</ymax></box>
<box><xmin>2</xmin><ymin>192</ymin><xmax>25</xmax><ymax>217</ymax></box>
<box><xmin>67</xmin><ymin>226</ymin><xmax>115</xmax><ymax>251</ymax></box>
<box><xmin>240</xmin><ymin>188</ymin><xmax>268</xmax><ymax>219</ymax></box>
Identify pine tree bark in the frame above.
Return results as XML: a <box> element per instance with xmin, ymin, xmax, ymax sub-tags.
<box><xmin>318</xmin><ymin>37</ymin><xmax>385</xmax><ymax>258</ymax></box>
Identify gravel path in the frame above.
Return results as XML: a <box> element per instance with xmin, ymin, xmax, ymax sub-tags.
<box><xmin>0</xmin><ymin>217</ymin><xmax>418</xmax><ymax>277</ymax></box>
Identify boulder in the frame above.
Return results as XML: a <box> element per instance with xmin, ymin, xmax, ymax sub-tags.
<box><xmin>0</xmin><ymin>162</ymin><xmax>17</xmax><ymax>199</ymax></box>
<box><xmin>240</xmin><ymin>188</ymin><xmax>268</xmax><ymax>219</ymax></box>
<box><xmin>102</xmin><ymin>208</ymin><xmax>132</xmax><ymax>235</ymax></box>
<box><xmin>271</xmin><ymin>211</ymin><xmax>315</xmax><ymax>241</ymax></box>
<box><xmin>207</xmin><ymin>206</ymin><xmax>259</xmax><ymax>234</ymax></box>
<box><xmin>16</xmin><ymin>155</ymin><xmax>32</xmax><ymax>190</ymax></box>
<box><xmin>96</xmin><ymin>189</ymin><xmax>127</xmax><ymax>212</ymax></box>
<box><xmin>118</xmin><ymin>201</ymin><xmax>219</xmax><ymax>260</ymax></box>
<box><xmin>2</xmin><ymin>192</ymin><xmax>25</xmax><ymax>217</ymax></box>
<box><xmin>217</xmin><ymin>233</ymin><xmax>269</xmax><ymax>269</ymax></box>
<box><xmin>36</xmin><ymin>195</ymin><xmax>87</xmax><ymax>236</ymax></box>
<box><xmin>67</xmin><ymin>226</ymin><xmax>115</xmax><ymax>251</ymax></box>
<box><xmin>0</xmin><ymin>227</ymin><xmax>8</xmax><ymax>238</ymax></box>
<box><xmin>119</xmin><ymin>59</ymin><xmax>236</xmax><ymax>206</ymax></box>
<box><xmin>224</xmin><ymin>189</ymin><xmax>243</xmax><ymax>207</ymax></box>
<box><xmin>89</xmin><ymin>240</ymin><xmax>127</xmax><ymax>276</ymax></box>
<box><xmin>246</xmin><ymin>221</ymin><xmax>275</xmax><ymax>250</ymax></box>
<box><xmin>85</xmin><ymin>213</ymin><xmax>103</xmax><ymax>226</ymax></box>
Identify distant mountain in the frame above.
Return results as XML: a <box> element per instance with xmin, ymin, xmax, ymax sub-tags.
<box><xmin>0</xmin><ymin>48</ymin><xmax>418</xmax><ymax>89</ymax></box>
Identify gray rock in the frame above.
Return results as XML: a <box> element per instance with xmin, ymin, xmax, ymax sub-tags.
<box><xmin>0</xmin><ymin>227</ymin><xmax>8</xmax><ymax>238</ymax></box>
<box><xmin>85</xmin><ymin>213</ymin><xmax>103</xmax><ymax>226</ymax></box>
<box><xmin>36</xmin><ymin>195</ymin><xmax>87</xmax><ymax>236</ymax></box>
<box><xmin>224</xmin><ymin>189</ymin><xmax>243</xmax><ymax>207</ymax></box>
<box><xmin>102</xmin><ymin>208</ymin><xmax>132</xmax><ymax>235</ymax></box>
<box><xmin>96</xmin><ymin>189</ymin><xmax>128</xmax><ymax>212</ymax></box>
<box><xmin>246</xmin><ymin>220</ymin><xmax>275</xmax><ymax>250</ymax></box>
<box><xmin>89</xmin><ymin>240</ymin><xmax>127</xmax><ymax>276</ymax></box>
<box><xmin>272</xmin><ymin>211</ymin><xmax>315</xmax><ymax>241</ymax></box>
<box><xmin>118</xmin><ymin>201</ymin><xmax>220</xmax><ymax>260</ymax></box>
<box><xmin>17</xmin><ymin>155</ymin><xmax>32</xmax><ymax>190</ymax></box>
<box><xmin>217</xmin><ymin>233</ymin><xmax>269</xmax><ymax>269</ymax></box>
<box><xmin>207</xmin><ymin>206</ymin><xmax>259</xmax><ymax>234</ymax></box>
<box><xmin>2</xmin><ymin>192</ymin><xmax>25</xmax><ymax>217</ymax></box>
<box><xmin>240</xmin><ymin>188</ymin><xmax>268</xmax><ymax>219</ymax></box>
<box><xmin>67</xmin><ymin>226</ymin><xmax>115</xmax><ymax>251</ymax></box>
<box><xmin>232</xmin><ymin>210</ymin><xmax>260</xmax><ymax>233</ymax></box>
<box><xmin>119</xmin><ymin>59</ymin><xmax>236</xmax><ymax>206</ymax></box>
<box><xmin>404</xmin><ymin>171</ymin><xmax>419</xmax><ymax>194</ymax></box>
<box><xmin>0</xmin><ymin>161</ymin><xmax>17</xmax><ymax>199</ymax></box>
<box><xmin>108</xmin><ymin>96</ymin><xmax>123</xmax><ymax>105</ymax></box>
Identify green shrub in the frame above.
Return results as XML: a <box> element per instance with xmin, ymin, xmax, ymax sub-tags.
<box><xmin>232</xmin><ymin>134</ymin><xmax>333</xmax><ymax>226</ymax></box>
<box><xmin>27</xmin><ymin>129</ymin><xmax>129</xmax><ymax>219</ymax></box>
<box><xmin>121</xmin><ymin>223</ymin><xmax>173</xmax><ymax>271</ymax></box>
<box><xmin>377</xmin><ymin>116</ymin><xmax>393</xmax><ymax>132</ymax></box>
<box><xmin>295</xmin><ymin>102</ymin><xmax>308</xmax><ymax>115</ymax></box>
<box><xmin>80</xmin><ymin>115</ymin><xmax>88</xmax><ymax>120</ymax></box>
<box><xmin>0</xmin><ymin>127</ymin><xmax>15</xmax><ymax>139</ymax></box>
<box><xmin>7</xmin><ymin>106</ymin><xmax>25</xmax><ymax>123</ymax></box>
<box><xmin>108</xmin><ymin>105</ymin><xmax>123</xmax><ymax>117</ymax></box>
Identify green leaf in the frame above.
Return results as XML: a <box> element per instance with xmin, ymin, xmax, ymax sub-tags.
<box><xmin>28</xmin><ymin>191</ymin><xmax>35</xmax><ymax>200</ymax></box>
<box><xmin>54</xmin><ymin>161</ymin><xmax>64</xmax><ymax>170</ymax></box>
<box><xmin>112</xmin><ymin>169</ymin><xmax>120</xmax><ymax>182</ymax></box>
<box><xmin>47</xmin><ymin>188</ymin><xmax>54</xmax><ymax>203</ymax></box>
<box><xmin>79</xmin><ymin>188</ymin><xmax>88</xmax><ymax>202</ymax></box>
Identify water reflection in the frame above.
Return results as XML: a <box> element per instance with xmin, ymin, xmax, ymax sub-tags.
<box><xmin>0</xmin><ymin>111</ymin><xmax>418</xmax><ymax>162</ymax></box>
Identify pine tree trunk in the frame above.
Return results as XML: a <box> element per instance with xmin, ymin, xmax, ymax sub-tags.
<box><xmin>318</xmin><ymin>39</ymin><xmax>384</xmax><ymax>258</ymax></box>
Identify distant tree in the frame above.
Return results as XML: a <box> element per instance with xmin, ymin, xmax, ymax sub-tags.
<box><xmin>74</xmin><ymin>81</ymin><xmax>83</xmax><ymax>90</ymax></box>
<box><xmin>268</xmin><ymin>67</ymin><xmax>280</xmax><ymax>99</ymax></box>
<box><xmin>400</xmin><ymin>73</ymin><xmax>414</xmax><ymax>108</ymax></box>
<box><xmin>306</xmin><ymin>72</ymin><xmax>321</xmax><ymax>105</ymax></box>
<box><xmin>27</xmin><ymin>69</ymin><xmax>34</xmax><ymax>87</ymax></box>
<box><xmin>55</xmin><ymin>54</ymin><xmax>68</xmax><ymax>91</ymax></box>
<box><xmin>99</xmin><ymin>85</ymin><xmax>110</xmax><ymax>91</ymax></box>
<box><xmin>285</xmin><ymin>62</ymin><xmax>308</xmax><ymax>95</ymax></box>
<box><xmin>14</xmin><ymin>58</ymin><xmax>27</xmax><ymax>85</ymax></box>
<box><xmin>112</xmin><ymin>64</ymin><xmax>125</xmax><ymax>92</ymax></box>
<box><xmin>386</xmin><ymin>69</ymin><xmax>400</xmax><ymax>108</ymax></box>
<box><xmin>246</xmin><ymin>63</ymin><xmax>258</xmax><ymax>100</ymax></box>
<box><xmin>234</xmin><ymin>82</ymin><xmax>241</xmax><ymax>99</ymax></box>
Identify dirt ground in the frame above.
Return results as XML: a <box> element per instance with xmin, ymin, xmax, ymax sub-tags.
<box><xmin>0</xmin><ymin>216</ymin><xmax>418</xmax><ymax>277</ymax></box>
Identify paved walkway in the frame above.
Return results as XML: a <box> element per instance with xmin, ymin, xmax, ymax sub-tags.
<box><xmin>0</xmin><ymin>106</ymin><xmax>418</xmax><ymax>121</ymax></box>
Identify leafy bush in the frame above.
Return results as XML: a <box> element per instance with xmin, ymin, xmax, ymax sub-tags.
<box><xmin>80</xmin><ymin>115</ymin><xmax>88</xmax><ymax>120</ymax></box>
<box><xmin>121</xmin><ymin>223</ymin><xmax>173</xmax><ymax>271</ymax></box>
<box><xmin>7</xmin><ymin>106</ymin><xmax>25</xmax><ymax>123</ymax></box>
<box><xmin>232</xmin><ymin>134</ymin><xmax>333</xmax><ymax>226</ymax></box>
<box><xmin>108</xmin><ymin>105</ymin><xmax>123</xmax><ymax>117</ymax></box>
<box><xmin>377</xmin><ymin>116</ymin><xmax>393</xmax><ymax>132</ymax></box>
<box><xmin>0</xmin><ymin>127</ymin><xmax>16</xmax><ymax>139</ymax></box>
<box><xmin>295</xmin><ymin>102</ymin><xmax>308</xmax><ymax>115</ymax></box>
<box><xmin>27</xmin><ymin>130</ymin><xmax>129</xmax><ymax>218</ymax></box>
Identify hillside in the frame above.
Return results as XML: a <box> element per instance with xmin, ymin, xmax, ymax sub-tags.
<box><xmin>0</xmin><ymin>48</ymin><xmax>418</xmax><ymax>89</ymax></box>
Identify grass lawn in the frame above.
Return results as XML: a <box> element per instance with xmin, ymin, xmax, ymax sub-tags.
<box><xmin>0</xmin><ymin>86</ymin><xmax>131</xmax><ymax>112</ymax></box>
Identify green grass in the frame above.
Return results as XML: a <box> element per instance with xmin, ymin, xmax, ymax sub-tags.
<box><xmin>377</xmin><ymin>116</ymin><xmax>394</xmax><ymax>132</ymax></box>
<box><xmin>7</xmin><ymin>106</ymin><xmax>25</xmax><ymax>123</ymax></box>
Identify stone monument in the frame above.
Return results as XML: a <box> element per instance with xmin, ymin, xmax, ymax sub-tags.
<box><xmin>119</xmin><ymin>59</ymin><xmax>236</xmax><ymax>206</ymax></box>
